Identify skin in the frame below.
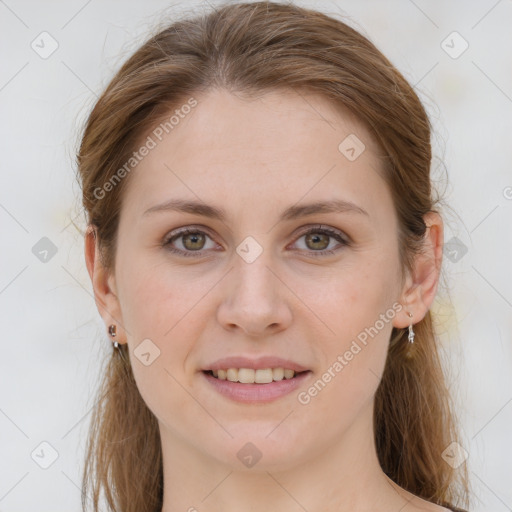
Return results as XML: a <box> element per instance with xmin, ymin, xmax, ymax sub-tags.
<box><xmin>85</xmin><ymin>88</ymin><xmax>447</xmax><ymax>512</ymax></box>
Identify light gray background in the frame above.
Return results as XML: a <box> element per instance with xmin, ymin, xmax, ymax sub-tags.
<box><xmin>1</xmin><ymin>1</ymin><xmax>511</xmax><ymax>511</ymax></box>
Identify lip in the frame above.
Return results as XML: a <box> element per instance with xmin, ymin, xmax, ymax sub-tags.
<box><xmin>202</xmin><ymin>356</ymin><xmax>310</xmax><ymax>372</ymax></box>
<box><xmin>201</xmin><ymin>369</ymin><xmax>312</xmax><ymax>403</ymax></box>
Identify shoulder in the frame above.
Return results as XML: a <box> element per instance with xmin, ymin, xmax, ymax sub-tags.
<box><xmin>410</xmin><ymin>505</ymin><xmax>455</xmax><ymax>512</ymax></box>
<box><xmin>414</xmin><ymin>503</ymin><xmax>465</xmax><ymax>512</ymax></box>
<box><xmin>403</xmin><ymin>497</ymin><xmax>464</xmax><ymax>512</ymax></box>
<box><xmin>384</xmin><ymin>477</ymin><xmax>465</xmax><ymax>512</ymax></box>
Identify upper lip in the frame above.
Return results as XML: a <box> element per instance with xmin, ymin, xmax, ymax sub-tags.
<box><xmin>203</xmin><ymin>356</ymin><xmax>310</xmax><ymax>372</ymax></box>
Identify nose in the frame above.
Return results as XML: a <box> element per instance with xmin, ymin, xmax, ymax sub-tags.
<box><xmin>216</xmin><ymin>251</ymin><xmax>293</xmax><ymax>337</ymax></box>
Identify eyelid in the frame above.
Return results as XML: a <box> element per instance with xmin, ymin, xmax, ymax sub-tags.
<box><xmin>292</xmin><ymin>224</ymin><xmax>349</xmax><ymax>243</ymax></box>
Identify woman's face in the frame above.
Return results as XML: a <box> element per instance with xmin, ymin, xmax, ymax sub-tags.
<box><xmin>103</xmin><ymin>88</ymin><xmax>413</xmax><ymax>471</ymax></box>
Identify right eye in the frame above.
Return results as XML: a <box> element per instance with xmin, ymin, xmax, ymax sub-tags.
<box><xmin>163</xmin><ymin>227</ymin><xmax>218</xmax><ymax>257</ymax></box>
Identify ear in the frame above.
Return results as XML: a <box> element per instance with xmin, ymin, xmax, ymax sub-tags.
<box><xmin>85</xmin><ymin>225</ymin><xmax>126</xmax><ymax>344</ymax></box>
<box><xmin>392</xmin><ymin>211</ymin><xmax>444</xmax><ymax>329</ymax></box>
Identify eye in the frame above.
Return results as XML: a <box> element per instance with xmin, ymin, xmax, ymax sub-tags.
<box><xmin>163</xmin><ymin>224</ymin><xmax>349</xmax><ymax>258</ymax></box>
<box><xmin>290</xmin><ymin>225</ymin><xmax>349</xmax><ymax>256</ymax></box>
<box><xmin>163</xmin><ymin>227</ymin><xmax>218</xmax><ymax>257</ymax></box>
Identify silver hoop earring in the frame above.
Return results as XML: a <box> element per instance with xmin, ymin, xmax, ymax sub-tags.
<box><xmin>109</xmin><ymin>324</ymin><xmax>119</xmax><ymax>349</ymax></box>
<box><xmin>407</xmin><ymin>312</ymin><xmax>415</xmax><ymax>344</ymax></box>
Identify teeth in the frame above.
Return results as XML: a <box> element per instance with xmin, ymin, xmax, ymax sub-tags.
<box><xmin>227</xmin><ymin>368</ymin><xmax>238</xmax><ymax>382</ymax></box>
<box><xmin>284</xmin><ymin>369</ymin><xmax>294</xmax><ymax>379</ymax></box>
<box><xmin>239</xmin><ymin>368</ymin><xmax>257</xmax><ymax>383</ymax></box>
<box><xmin>273</xmin><ymin>367</ymin><xmax>284</xmax><ymax>381</ymax></box>
<box><xmin>210</xmin><ymin>367</ymin><xmax>298</xmax><ymax>383</ymax></box>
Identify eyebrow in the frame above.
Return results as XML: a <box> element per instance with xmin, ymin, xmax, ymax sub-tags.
<box><xmin>143</xmin><ymin>198</ymin><xmax>369</xmax><ymax>222</ymax></box>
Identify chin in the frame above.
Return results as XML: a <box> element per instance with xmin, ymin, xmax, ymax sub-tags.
<box><xmin>205</xmin><ymin>429</ymin><xmax>313</xmax><ymax>473</ymax></box>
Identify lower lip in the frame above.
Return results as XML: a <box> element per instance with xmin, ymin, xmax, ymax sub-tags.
<box><xmin>201</xmin><ymin>370</ymin><xmax>312</xmax><ymax>403</ymax></box>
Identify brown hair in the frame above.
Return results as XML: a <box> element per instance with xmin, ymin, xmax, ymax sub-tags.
<box><xmin>76</xmin><ymin>2</ymin><xmax>471</xmax><ymax>511</ymax></box>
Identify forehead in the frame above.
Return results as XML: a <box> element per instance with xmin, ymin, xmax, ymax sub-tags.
<box><xmin>121</xmin><ymin>88</ymin><xmax>395</xmax><ymax>229</ymax></box>
<box><xmin>160</xmin><ymin>87</ymin><xmax>382</xmax><ymax>165</ymax></box>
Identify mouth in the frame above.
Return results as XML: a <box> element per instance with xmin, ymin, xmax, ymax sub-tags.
<box><xmin>201</xmin><ymin>367</ymin><xmax>312</xmax><ymax>403</ymax></box>
<box><xmin>202</xmin><ymin>368</ymin><xmax>310</xmax><ymax>384</ymax></box>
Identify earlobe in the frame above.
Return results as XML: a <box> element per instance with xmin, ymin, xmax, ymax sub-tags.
<box><xmin>84</xmin><ymin>225</ymin><xmax>125</xmax><ymax>340</ymax></box>
<box><xmin>392</xmin><ymin>212</ymin><xmax>444</xmax><ymax>329</ymax></box>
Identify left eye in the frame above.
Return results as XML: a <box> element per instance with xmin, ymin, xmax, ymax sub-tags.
<box><xmin>292</xmin><ymin>227</ymin><xmax>348</xmax><ymax>254</ymax></box>
<box><xmin>163</xmin><ymin>226</ymin><xmax>349</xmax><ymax>258</ymax></box>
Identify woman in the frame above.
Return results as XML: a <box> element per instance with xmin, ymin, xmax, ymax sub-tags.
<box><xmin>77</xmin><ymin>2</ymin><xmax>471</xmax><ymax>511</ymax></box>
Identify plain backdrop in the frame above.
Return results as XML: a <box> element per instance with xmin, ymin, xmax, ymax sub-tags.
<box><xmin>1</xmin><ymin>1</ymin><xmax>511</xmax><ymax>511</ymax></box>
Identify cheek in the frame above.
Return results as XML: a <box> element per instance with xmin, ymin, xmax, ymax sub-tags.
<box><xmin>117</xmin><ymin>260</ymin><xmax>215</xmax><ymax>370</ymax></box>
<box><xmin>298</xmin><ymin>257</ymin><xmax>392</xmax><ymax>340</ymax></box>
<box><xmin>117</xmin><ymin>266</ymin><xmax>203</xmax><ymax>423</ymax></box>
<box><xmin>299</xmin><ymin>304</ymin><xmax>392</xmax><ymax>437</ymax></box>
<box><xmin>297</xmin><ymin>256</ymin><xmax>395</xmax><ymax>406</ymax></box>
<box><xmin>120</xmin><ymin>268</ymin><xmax>175</xmax><ymax>338</ymax></box>
<box><xmin>117</xmin><ymin>249</ymin><xmax>196</xmax><ymax>334</ymax></box>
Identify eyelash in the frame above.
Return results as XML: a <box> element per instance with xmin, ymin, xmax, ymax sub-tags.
<box><xmin>162</xmin><ymin>225</ymin><xmax>350</xmax><ymax>258</ymax></box>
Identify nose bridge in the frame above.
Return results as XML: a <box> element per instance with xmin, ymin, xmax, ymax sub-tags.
<box><xmin>232</xmin><ymin>240</ymin><xmax>279</xmax><ymax>306</ymax></box>
<box><xmin>217</xmin><ymin>237</ymin><xmax>291</xmax><ymax>334</ymax></box>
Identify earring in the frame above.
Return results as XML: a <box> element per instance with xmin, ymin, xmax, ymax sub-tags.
<box><xmin>407</xmin><ymin>312</ymin><xmax>415</xmax><ymax>344</ymax></box>
<box><xmin>109</xmin><ymin>324</ymin><xmax>119</xmax><ymax>349</ymax></box>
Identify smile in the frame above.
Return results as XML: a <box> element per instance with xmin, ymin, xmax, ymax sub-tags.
<box><xmin>208</xmin><ymin>367</ymin><xmax>301</xmax><ymax>383</ymax></box>
<box><xmin>202</xmin><ymin>369</ymin><xmax>312</xmax><ymax>403</ymax></box>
